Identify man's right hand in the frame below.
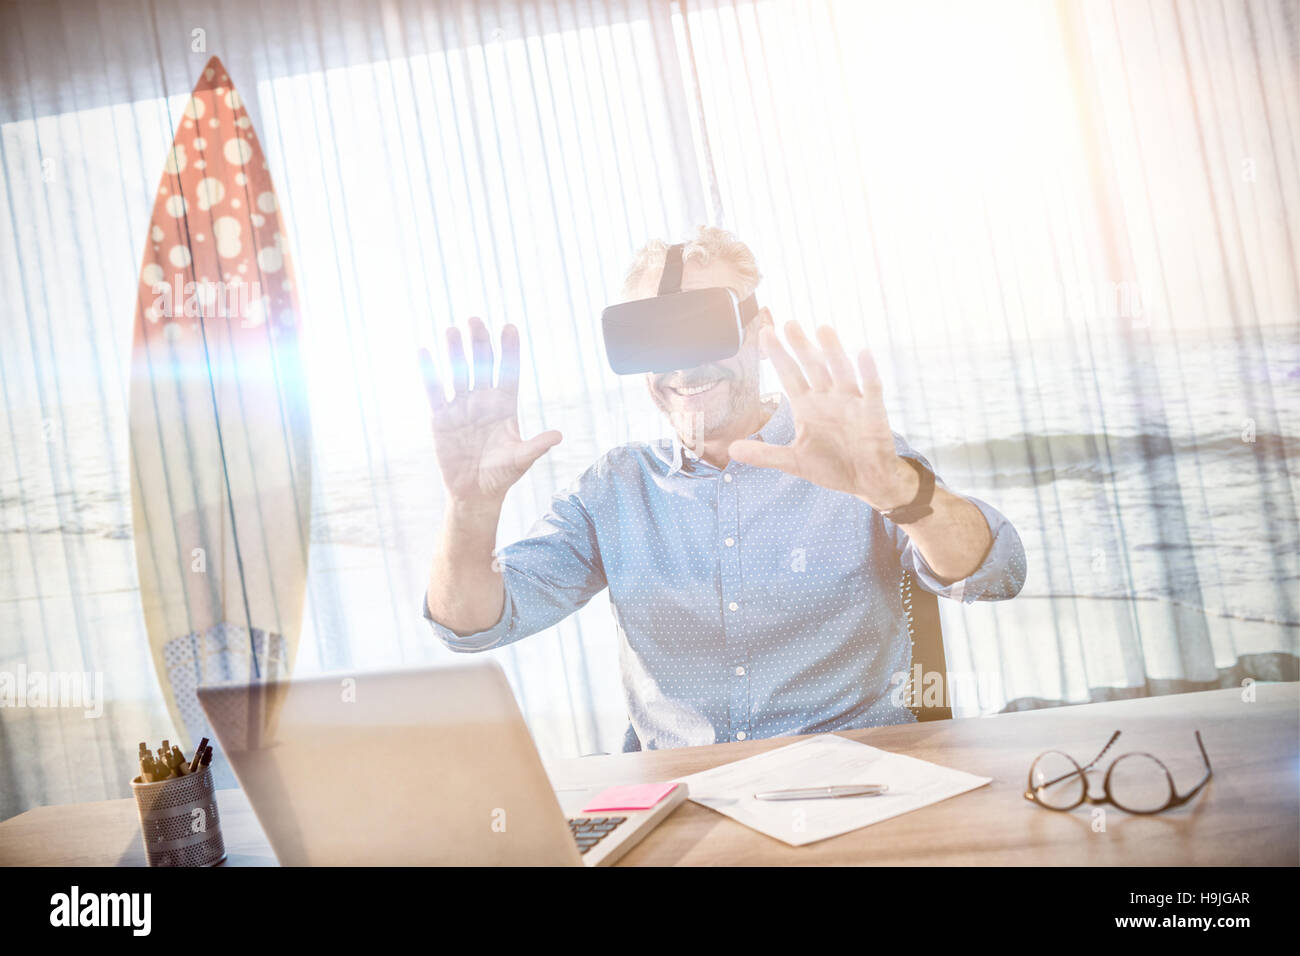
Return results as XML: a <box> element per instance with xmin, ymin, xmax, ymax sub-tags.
<box><xmin>419</xmin><ymin>317</ymin><xmax>562</xmax><ymax>510</ymax></box>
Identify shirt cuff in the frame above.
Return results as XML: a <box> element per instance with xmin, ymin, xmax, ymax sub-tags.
<box><xmin>422</xmin><ymin>588</ymin><xmax>513</xmax><ymax>651</ymax></box>
<box><xmin>903</xmin><ymin>496</ymin><xmax>1026</xmax><ymax>603</ymax></box>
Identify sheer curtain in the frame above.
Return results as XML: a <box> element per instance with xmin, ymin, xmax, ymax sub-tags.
<box><xmin>1</xmin><ymin>0</ymin><xmax>1296</xmax><ymax>819</ymax></box>
<box><xmin>678</xmin><ymin>0</ymin><xmax>1298</xmax><ymax>711</ymax></box>
<box><xmin>1</xmin><ymin>0</ymin><xmax>702</xmax><ymax>817</ymax></box>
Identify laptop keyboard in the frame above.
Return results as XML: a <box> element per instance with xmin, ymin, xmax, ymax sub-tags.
<box><xmin>567</xmin><ymin>816</ymin><xmax>627</xmax><ymax>855</ymax></box>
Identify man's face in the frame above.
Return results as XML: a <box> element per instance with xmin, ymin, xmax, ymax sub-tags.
<box><xmin>639</xmin><ymin>258</ymin><xmax>769</xmax><ymax>445</ymax></box>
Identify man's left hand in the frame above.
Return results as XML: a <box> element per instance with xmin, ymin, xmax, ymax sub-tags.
<box><xmin>728</xmin><ymin>321</ymin><xmax>919</xmax><ymax>512</ymax></box>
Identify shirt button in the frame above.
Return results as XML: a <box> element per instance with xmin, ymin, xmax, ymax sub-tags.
<box><xmin>724</xmin><ymin>537</ymin><xmax>735</xmax><ymax>547</ymax></box>
<box><xmin>728</xmin><ymin>601</ymin><xmax>739</xmax><ymax>611</ymax></box>
<box><xmin>735</xmin><ymin>666</ymin><xmax>745</xmax><ymax>676</ymax></box>
<box><xmin>736</xmin><ymin>731</ymin><xmax>747</xmax><ymax>740</ymax></box>
<box><xmin>723</xmin><ymin>473</ymin><xmax>733</xmax><ymax>483</ymax></box>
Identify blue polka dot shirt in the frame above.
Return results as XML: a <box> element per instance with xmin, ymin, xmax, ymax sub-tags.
<box><xmin>424</xmin><ymin>396</ymin><xmax>1026</xmax><ymax>750</ymax></box>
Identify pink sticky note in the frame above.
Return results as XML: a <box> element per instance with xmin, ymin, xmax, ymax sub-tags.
<box><xmin>581</xmin><ymin>782</ymin><xmax>679</xmax><ymax>813</ymax></box>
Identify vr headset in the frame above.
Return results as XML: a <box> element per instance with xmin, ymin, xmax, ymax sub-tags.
<box><xmin>601</xmin><ymin>242</ymin><xmax>759</xmax><ymax>374</ymax></box>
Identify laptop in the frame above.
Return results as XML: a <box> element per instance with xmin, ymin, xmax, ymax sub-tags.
<box><xmin>195</xmin><ymin>659</ymin><xmax>686</xmax><ymax>866</ymax></box>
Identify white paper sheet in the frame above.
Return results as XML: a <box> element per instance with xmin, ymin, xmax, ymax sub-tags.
<box><xmin>679</xmin><ymin>733</ymin><xmax>992</xmax><ymax>846</ymax></box>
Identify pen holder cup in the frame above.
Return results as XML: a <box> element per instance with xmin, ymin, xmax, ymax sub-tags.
<box><xmin>130</xmin><ymin>765</ymin><xmax>227</xmax><ymax>867</ymax></box>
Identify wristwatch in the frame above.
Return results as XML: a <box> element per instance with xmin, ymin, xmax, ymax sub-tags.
<box><xmin>881</xmin><ymin>458</ymin><xmax>935</xmax><ymax>524</ymax></box>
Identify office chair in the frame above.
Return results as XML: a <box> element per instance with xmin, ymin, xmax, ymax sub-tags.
<box><xmin>901</xmin><ymin>568</ymin><xmax>954</xmax><ymax>722</ymax></box>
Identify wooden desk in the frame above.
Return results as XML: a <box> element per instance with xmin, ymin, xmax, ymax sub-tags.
<box><xmin>2</xmin><ymin>684</ymin><xmax>1295</xmax><ymax>866</ymax></box>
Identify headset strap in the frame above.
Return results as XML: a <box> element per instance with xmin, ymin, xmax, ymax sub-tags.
<box><xmin>738</xmin><ymin>292</ymin><xmax>758</xmax><ymax>323</ymax></box>
<box><xmin>657</xmin><ymin>243</ymin><xmax>685</xmax><ymax>295</ymax></box>
<box><xmin>658</xmin><ymin>241</ymin><xmax>760</xmax><ymax>324</ymax></box>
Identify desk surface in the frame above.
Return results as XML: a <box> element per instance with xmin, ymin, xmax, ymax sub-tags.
<box><xmin>2</xmin><ymin>684</ymin><xmax>1296</xmax><ymax>866</ymax></box>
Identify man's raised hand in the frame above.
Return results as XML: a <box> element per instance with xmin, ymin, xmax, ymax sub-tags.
<box><xmin>727</xmin><ymin>321</ymin><xmax>918</xmax><ymax>511</ymax></box>
<box><xmin>419</xmin><ymin>317</ymin><xmax>561</xmax><ymax>508</ymax></box>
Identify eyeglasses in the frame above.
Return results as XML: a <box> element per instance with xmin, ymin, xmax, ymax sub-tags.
<box><xmin>1024</xmin><ymin>730</ymin><xmax>1212</xmax><ymax>815</ymax></box>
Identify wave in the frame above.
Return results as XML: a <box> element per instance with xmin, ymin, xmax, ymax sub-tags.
<box><xmin>930</xmin><ymin>430</ymin><xmax>1299</xmax><ymax>486</ymax></box>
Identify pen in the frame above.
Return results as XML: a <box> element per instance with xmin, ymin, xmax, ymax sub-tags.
<box><xmin>188</xmin><ymin>737</ymin><xmax>210</xmax><ymax>774</ymax></box>
<box><xmin>753</xmin><ymin>785</ymin><xmax>889</xmax><ymax>801</ymax></box>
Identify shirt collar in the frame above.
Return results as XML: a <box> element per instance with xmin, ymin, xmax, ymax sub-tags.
<box><xmin>663</xmin><ymin>393</ymin><xmax>792</xmax><ymax>475</ymax></box>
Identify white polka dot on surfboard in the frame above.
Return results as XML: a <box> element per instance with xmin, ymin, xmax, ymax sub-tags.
<box><xmin>164</xmin><ymin>195</ymin><xmax>187</xmax><ymax>217</ymax></box>
<box><xmin>257</xmin><ymin>245</ymin><xmax>283</xmax><ymax>273</ymax></box>
<box><xmin>195</xmin><ymin>177</ymin><xmax>224</xmax><ymax>210</ymax></box>
<box><xmin>224</xmin><ymin>138</ymin><xmax>252</xmax><ymax>165</ymax></box>
<box><xmin>213</xmin><ymin>216</ymin><xmax>242</xmax><ymax>258</ymax></box>
<box><xmin>193</xmin><ymin>137</ymin><xmax>207</xmax><ymax>150</ymax></box>
<box><xmin>163</xmin><ymin>144</ymin><xmax>186</xmax><ymax>174</ymax></box>
<box><xmin>150</xmin><ymin>225</ymin><xmax>164</xmax><ymax>242</ymax></box>
<box><xmin>256</xmin><ymin>192</ymin><xmax>277</xmax><ymax>213</ymax></box>
<box><xmin>183</xmin><ymin>97</ymin><xmax>204</xmax><ymax>120</ymax></box>
<box><xmin>141</xmin><ymin>263</ymin><xmax>164</xmax><ymax>287</ymax></box>
<box><xmin>168</xmin><ymin>245</ymin><xmax>192</xmax><ymax>267</ymax></box>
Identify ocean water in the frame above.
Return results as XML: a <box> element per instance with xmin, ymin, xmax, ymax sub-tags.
<box><xmin>882</xmin><ymin>323</ymin><xmax>1300</xmax><ymax>628</ymax></box>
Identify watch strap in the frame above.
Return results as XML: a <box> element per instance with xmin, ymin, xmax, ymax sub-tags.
<box><xmin>882</xmin><ymin>458</ymin><xmax>935</xmax><ymax>524</ymax></box>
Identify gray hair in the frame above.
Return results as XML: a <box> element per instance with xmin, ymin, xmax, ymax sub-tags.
<box><xmin>620</xmin><ymin>225</ymin><xmax>762</xmax><ymax>301</ymax></box>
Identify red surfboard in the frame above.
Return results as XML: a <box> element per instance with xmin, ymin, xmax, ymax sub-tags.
<box><xmin>129</xmin><ymin>56</ymin><xmax>311</xmax><ymax>752</ymax></box>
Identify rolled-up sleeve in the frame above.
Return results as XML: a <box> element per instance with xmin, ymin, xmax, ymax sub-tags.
<box><xmin>886</xmin><ymin>435</ymin><xmax>1027</xmax><ymax>603</ymax></box>
<box><xmin>423</xmin><ymin>475</ymin><xmax>608</xmax><ymax>652</ymax></box>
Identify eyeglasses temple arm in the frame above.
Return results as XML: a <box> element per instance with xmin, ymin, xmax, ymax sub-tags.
<box><xmin>1079</xmin><ymin>730</ymin><xmax>1122</xmax><ymax>772</ymax></box>
<box><xmin>1170</xmin><ymin>731</ymin><xmax>1214</xmax><ymax>806</ymax></box>
<box><xmin>1193</xmin><ymin>729</ymin><xmax>1212</xmax><ymax>771</ymax></box>
<box><xmin>1032</xmin><ymin>731</ymin><xmax>1123</xmax><ymax>791</ymax></box>
<box><xmin>1187</xmin><ymin>730</ymin><xmax>1214</xmax><ymax>795</ymax></box>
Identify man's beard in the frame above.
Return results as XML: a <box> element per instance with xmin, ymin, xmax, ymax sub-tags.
<box><xmin>651</xmin><ymin>358</ymin><xmax>760</xmax><ymax>447</ymax></box>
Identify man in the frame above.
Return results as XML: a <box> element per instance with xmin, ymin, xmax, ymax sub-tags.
<box><xmin>419</xmin><ymin>226</ymin><xmax>1025</xmax><ymax>751</ymax></box>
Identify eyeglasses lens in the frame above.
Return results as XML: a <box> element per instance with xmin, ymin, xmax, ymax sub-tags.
<box><xmin>1029</xmin><ymin>751</ymin><xmax>1085</xmax><ymax>809</ymax></box>
<box><xmin>1107</xmin><ymin>753</ymin><xmax>1174</xmax><ymax>813</ymax></box>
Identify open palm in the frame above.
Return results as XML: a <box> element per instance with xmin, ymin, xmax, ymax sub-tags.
<box><xmin>728</xmin><ymin>322</ymin><xmax>915</xmax><ymax>511</ymax></box>
<box><xmin>419</xmin><ymin>318</ymin><xmax>561</xmax><ymax>506</ymax></box>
